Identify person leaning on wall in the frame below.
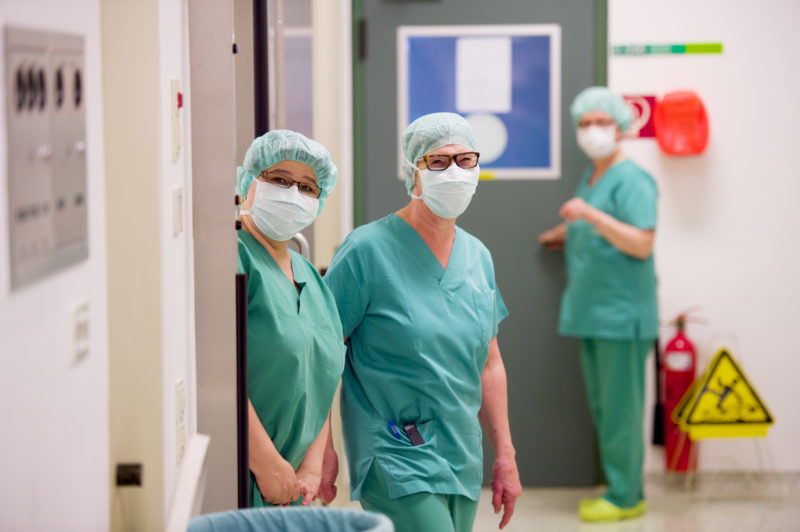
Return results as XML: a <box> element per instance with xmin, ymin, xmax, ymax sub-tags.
<box><xmin>320</xmin><ymin>112</ymin><xmax>522</xmax><ymax>532</ymax></box>
<box><xmin>237</xmin><ymin>130</ymin><xmax>345</xmax><ymax>507</ymax></box>
<box><xmin>539</xmin><ymin>87</ymin><xmax>659</xmax><ymax>523</ymax></box>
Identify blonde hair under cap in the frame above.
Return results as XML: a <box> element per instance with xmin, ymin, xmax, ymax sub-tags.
<box><xmin>401</xmin><ymin>112</ymin><xmax>478</xmax><ymax>195</ymax></box>
<box><xmin>236</xmin><ymin>129</ymin><xmax>338</xmax><ymax>214</ymax></box>
<box><xmin>570</xmin><ymin>86</ymin><xmax>633</xmax><ymax>132</ymax></box>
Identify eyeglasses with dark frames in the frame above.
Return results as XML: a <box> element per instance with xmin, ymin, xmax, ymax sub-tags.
<box><xmin>258</xmin><ymin>171</ymin><xmax>322</xmax><ymax>198</ymax></box>
<box><xmin>577</xmin><ymin>117</ymin><xmax>616</xmax><ymax>128</ymax></box>
<box><xmin>418</xmin><ymin>151</ymin><xmax>480</xmax><ymax>171</ymax></box>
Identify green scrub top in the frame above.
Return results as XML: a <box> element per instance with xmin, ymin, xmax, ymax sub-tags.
<box><xmin>323</xmin><ymin>214</ymin><xmax>508</xmax><ymax>502</ymax></box>
<box><xmin>559</xmin><ymin>159</ymin><xmax>659</xmax><ymax>340</ymax></box>
<box><xmin>238</xmin><ymin>230</ymin><xmax>346</xmax><ymax>507</ymax></box>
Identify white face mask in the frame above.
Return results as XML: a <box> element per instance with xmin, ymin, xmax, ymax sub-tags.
<box><xmin>412</xmin><ymin>163</ymin><xmax>480</xmax><ymax>219</ymax></box>
<box><xmin>240</xmin><ymin>181</ymin><xmax>319</xmax><ymax>241</ymax></box>
<box><xmin>576</xmin><ymin>125</ymin><xmax>618</xmax><ymax>160</ymax></box>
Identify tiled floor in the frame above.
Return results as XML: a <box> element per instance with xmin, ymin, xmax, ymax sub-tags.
<box><xmin>471</xmin><ymin>473</ymin><xmax>800</xmax><ymax>532</ymax></box>
<box><xmin>336</xmin><ymin>473</ymin><xmax>799</xmax><ymax>531</ymax></box>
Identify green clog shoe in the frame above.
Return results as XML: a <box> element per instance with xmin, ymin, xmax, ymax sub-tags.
<box><xmin>578</xmin><ymin>498</ymin><xmax>646</xmax><ymax>522</ymax></box>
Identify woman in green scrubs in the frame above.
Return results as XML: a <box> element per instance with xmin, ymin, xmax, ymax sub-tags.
<box><xmin>322</xmin><ymin>113</ymin><xmax>522</xmax><ymax>532</ymax></box>
<box><xmin>539</xmin><ymin>87</ymin><xmax>658</xmax><ymax>522</ymax></box>
<box><xmin>237</xmin><ymin>130</ymin><xmax>345</xmax><ymax>507</ymax></box>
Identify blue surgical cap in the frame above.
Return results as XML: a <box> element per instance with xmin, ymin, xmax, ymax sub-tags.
<box><xmin>401</xmin><ymin>112</ymin><xmax>478</xmax><ymax>195</ymax></box>
<box><xmin>236</xmin><ymin>129</ymin><xmax>338</xmax><ymax>213</ymax></box>
<box><xmin>570</xmin><ymin>87</ymin><xmax>633</xmax><ymax>132</ymax></box>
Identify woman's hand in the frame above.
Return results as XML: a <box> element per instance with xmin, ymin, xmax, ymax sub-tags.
<box><xmin>254</xmin><ymin>455</ymin><xmax>301</xmax><ymax>505</ymax></box>
<box><xmin>296</xmin><ymin>466</ymin><xmax>322</xmax><ymax>506</ymax></box>
<box><xmin>538</xmin><ymin>226</ymin><xmax>566</xmax><ymax>251</ymax></box>
<box><xmin>317</xmin><ymin>441</ymin><xmax>339</xmax><ymax>504</ymax></box>
<box><xmin>490</xmin><ymin>457</ymin><xmax>522</xmax><ymax>529</ymax></box>
<box><xmin>559</xmin><ymin>197</ymin><xmax>590</xmax><ymax>222</ymax></box>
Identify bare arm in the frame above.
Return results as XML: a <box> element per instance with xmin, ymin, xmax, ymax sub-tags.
<box><xmin>317</xmin><ymin>416</ymin><xmax>339</xmax><ymax>504</ymax></box>
<box><xmin>317</xmin><ymin>338</ymin><xmax>349</xmax><ymax>504</ymax></box>
<box><xmin>479</xmin><ymin>337</ymin><xmax>522</xmax><ymax>529</ymax></box>
<box><xmin>296</xmin><ymin>414</ymin><xmax>331</xmax><ymax>505</ymax></box>
<box><xmin>249</xmin><ymin>399</ymin><xmax>300</xmax><ymax>504</ymax></box>
<box><xmin>537</xmin><ymin>222</ymin><xmax>567</xmax><ymax>250</ymax></box>
<box><xmin>560</xmin><ymin>198</ymin><xmax>654</xmax><ymax>259</ymax></box>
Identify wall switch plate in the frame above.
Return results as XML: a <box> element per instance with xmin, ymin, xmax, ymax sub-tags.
<box><xmin>71</xmin><ymin>300</ymin><xmax>89</xmax><ymax>365</ymax></box>
<box><xmin>171</xmin><ymin>79</ymin><xmax>181</xmax><ymax>162</ymax></box>
<box><xmin>175</xmin><ymin>379</ymin><xmax>186</xmax><ymax>463</ymax></box>
<box><xmin>172</xmin><ymin>185</ymin><xmax>183</xmax><ymax>236</ymax></box>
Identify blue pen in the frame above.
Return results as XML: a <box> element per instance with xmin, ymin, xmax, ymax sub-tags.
<box><xmin>388</xmin><ymin>420</ymin><xmax>402</xmax><ymax>440</ymax></box>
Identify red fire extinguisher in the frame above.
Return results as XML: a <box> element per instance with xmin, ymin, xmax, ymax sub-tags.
<box><xmin>662</xmin><ymin>314</ymin><xmax>697</xmax><ymax>472</ymax></box>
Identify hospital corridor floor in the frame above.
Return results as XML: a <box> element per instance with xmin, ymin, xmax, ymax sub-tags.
<box><xmin>471</xmin><ymin>473</ymin><xmax>800</xmax><ymax>532</ymax></box>
<box><xmin>341</xmin><ymin>473</ymin><xmax>800</xmax><ymax>531</ymax></box>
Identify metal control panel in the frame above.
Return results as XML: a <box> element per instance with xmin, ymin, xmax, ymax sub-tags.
<box><xmin>5</xmin><ymin>26</ymin><xmax>87</xmax><ymax>290</ymax></box>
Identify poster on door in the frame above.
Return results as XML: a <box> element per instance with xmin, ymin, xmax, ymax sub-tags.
<box><xmin>397</xmin><ymin>24</ymin><xmax>562</xmax><ymax>180</ymax></box>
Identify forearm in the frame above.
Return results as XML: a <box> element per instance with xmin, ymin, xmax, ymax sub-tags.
<box><xmin>583</xmin><ymin>207</ymin><xmax>654</xmax><ymax>259</ymax></box>
<box><xmin>478</xmin><ymin>338</ymin><xmax>516</xmax><ymax>460</ymax></box>
<box><xmin>323</xmin><ymin>415</ymin><xmax>335</xmax><ymax>457</ymax></box>
<box><xmin>249</xmin><ymin>400</ymin><xmax>283</xmax><ymax>476</ymax></box>
<box><xmin>550</xmin><ymin>222</ymin><xmax>567</xmax><ymax>240</ymax></box>
<box><xmin>298</xmin><ymin>414</ymin><xmax>331</xmax><ymax>475</ymax></box>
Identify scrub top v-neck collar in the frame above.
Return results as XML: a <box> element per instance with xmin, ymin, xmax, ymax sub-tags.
<box><xmin>585</xmin><ymin>159</ymin><xmax>630</xmax><ymax>190</ymax></box>
<box><xmin>389</xmin><ymin>213</ymin><xmax>463</xmax><ymax>286</ymax></box>
<box><xmin>241</xmin><ymin>230</ymin><xmax>307</xmax><ymax>313</ymax></box>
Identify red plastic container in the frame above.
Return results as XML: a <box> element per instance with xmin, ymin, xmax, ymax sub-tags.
<box><xmin>654</xmin><ymin>91</ymin><xmax>709</xmax><ymax>156</ymax></box>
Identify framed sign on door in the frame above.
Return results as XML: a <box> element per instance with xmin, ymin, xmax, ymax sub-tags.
<box><xmin>397</xmin><ymin>24</ymin><xmax>562</xmax><ymax>180</ymax></box>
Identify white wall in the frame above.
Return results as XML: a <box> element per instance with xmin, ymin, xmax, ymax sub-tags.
<box><xmin>609</xmin><ymin>0</ymin><xmax>800</xmax><ymax>472</ymax></box>
<box><xmin>312</xmin><ymin>0</ymin><xmax>353</xmax><ymax>265</ymax></box>
<box><xmin>311</xmin><ymin>0</ymin><xmax>353</xmax><ymax>505</ymax></box>
<box><xmin>0</xmin><ymin>1</ymin><xmax>109</xmax><ymax>530</ymax></box>
<box><xmin>157</xmin><ymin>0</ymin><xmax>197</xmax><ymax>516</ymax></box>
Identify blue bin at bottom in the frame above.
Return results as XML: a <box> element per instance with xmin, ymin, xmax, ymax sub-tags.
<box><xmin>188</xmin><ymin>507</ymin><xmax>394</xmax><ymax>532</ymax></box>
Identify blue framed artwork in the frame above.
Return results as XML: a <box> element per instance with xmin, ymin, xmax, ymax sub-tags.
<box><xmin>397</xmin><ymin>25</ymin><xmax>561</xmax><ymax>180</ymax></box>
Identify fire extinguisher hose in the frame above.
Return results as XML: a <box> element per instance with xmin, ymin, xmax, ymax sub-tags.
<box><xmin>652</xmin><ymin>337</ymin><xmax>665</xmax><ymax>445</ymax></box>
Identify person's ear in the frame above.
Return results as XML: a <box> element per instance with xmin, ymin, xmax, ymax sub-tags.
<box><xmin>412</xmin><ymin>171</ymin><xmax>422</xmax><ymax>196</ymax></box>
<box><xmin>242</xmin><ymin>180</ymin><xmax>258</xmax><ymax>209</ymax></box>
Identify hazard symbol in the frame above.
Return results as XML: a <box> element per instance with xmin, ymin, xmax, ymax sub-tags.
<box><xmin>674</xmin><ymin>349</ymin><xmax>774</xmax><ymax>440</ymax></box>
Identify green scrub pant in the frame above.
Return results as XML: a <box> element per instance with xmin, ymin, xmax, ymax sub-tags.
<box><xmin>580</xmin><ymin>338</ymin><xmax>651</xmax><ymax>508</ymax></box>
<box><xmin>359</xmin><ymin>462</ymin><xmax>479</xmax><ymax>532</ymax></box>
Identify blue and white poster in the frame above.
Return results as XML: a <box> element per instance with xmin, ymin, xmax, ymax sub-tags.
<box><xmin>397</xmin><ymin>25</ymin><xmax>561</xmax><ymax>180</ymax></box>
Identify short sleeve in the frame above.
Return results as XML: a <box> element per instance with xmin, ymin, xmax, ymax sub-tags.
<box><xmin>481</xmin><ymin>244</ymin><xmax>509</xmax><ymax>339</ymax></box>
<box><xmin>613</xmin><ymin>170</ymin><xmax>658</xmax><ymax>229</ymax></box>
<box><xmin>324</xmin><ymin>236</ymin><xmax>369</xmax><ymax>338</ymax></box>
<box><xmin>492</xmin><ymin>288</ymin><xmax>509</xmax><ymax>339</ymax></box>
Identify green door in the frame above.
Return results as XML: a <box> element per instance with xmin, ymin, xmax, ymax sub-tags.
<box><xmin>353</xmin><ymin>0</ymin><xmax>606</xmax><ymax>486</ymax></box>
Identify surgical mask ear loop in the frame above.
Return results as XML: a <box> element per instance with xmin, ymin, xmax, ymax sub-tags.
<box><xmin>403</xmin><ymin>157</ymin><xmax>424</xmax><ymax>198</ymax></box>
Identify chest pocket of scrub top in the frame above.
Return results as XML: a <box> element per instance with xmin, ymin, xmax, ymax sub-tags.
<box><xmin>472</xmin><ymin>287</ymin><xmax>497</xmax><ymax>348</ymax></box>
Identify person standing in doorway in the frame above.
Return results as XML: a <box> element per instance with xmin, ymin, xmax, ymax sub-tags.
<box><xmin>539</xmin><ymin>87</ymin><xmax>658</xmax><ymax>522</ymax></box>
<box><xmin>237</xmin><ymin>130</ymin><xmax>345</xmax><ymax>507</ymax></box>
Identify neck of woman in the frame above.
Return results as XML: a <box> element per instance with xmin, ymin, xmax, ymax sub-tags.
<box><xmin>240</xmin><ymin>215</ymin><xmax>292</xmax><ymax>269</ymax></box>
<box><xmin>396</xmin><ymin>199</ymin><xmax>456</xmax><ymax>269</ymax></box>
<box><xmin>590</xmin><ymin>149</ymin><xmax>626</xmax><ymax>185</ymax></box>
<box><xmin>400</xmin><ymin>199</ymin><xmax>455</xmax><ymax>240</ymax></box>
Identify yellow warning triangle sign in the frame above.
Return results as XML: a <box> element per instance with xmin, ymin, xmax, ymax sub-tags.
<box><xmin>675</xmin><ymin>348</ymin><xmax>774</xmax><ymax>440</ymax></box>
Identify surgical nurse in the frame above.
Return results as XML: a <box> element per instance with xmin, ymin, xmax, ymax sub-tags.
<box><xmin>323</xmin><ymin>113</ymin><xmax>521</xmax><ymax>532</ymax></box>
<box><xmin>237</xmin><ymin>130</ymin><xmax>345</xmax><ymax>507</ymax></box>
<box><xmin>539</xmin><ymin>87</ymin><xmax>658</xmax><ymax>522</ymax></box>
